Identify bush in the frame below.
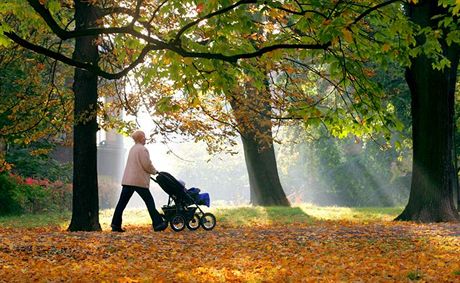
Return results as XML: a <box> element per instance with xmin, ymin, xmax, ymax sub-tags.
<box><xmin>0</xmin><ymin>173</ymin><xmax>72</xmax><ymax>216</ymax></box>
<box><xmin>45</xmin><ymin>180</ymin><xmax>72</xmax><ymax>212</ymax></box>
<box><xmin>6</xmin><ymin>144</ymin><xmax>72</xmax><ymax>183</ymax></box>
<box><xmin>0</xmin><ymin>174</ymin><xmax>23</xmax><ymax>215</ymax></box>
<box><xmin>14</xmin><ymin>183</ymin><xmax>48</xmax><ymax>213</ymax></box>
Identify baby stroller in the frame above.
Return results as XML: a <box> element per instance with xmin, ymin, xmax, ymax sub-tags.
<box><xmin>152</xmin><ymin>172</ymin><xmax>216</xmax><ymax>232</ymax></box>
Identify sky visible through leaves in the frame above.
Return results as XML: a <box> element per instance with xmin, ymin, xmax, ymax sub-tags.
<box><xmin>1</xmin><ymin>209</ymin><xmax>459</xmax><ymax>282</ymax></box>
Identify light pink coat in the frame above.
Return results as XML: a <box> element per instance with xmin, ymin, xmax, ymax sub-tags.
<box><xmin>121</xmin><ymin>143</ymin><xmax>157</xmax><ymax>188</ymax></box>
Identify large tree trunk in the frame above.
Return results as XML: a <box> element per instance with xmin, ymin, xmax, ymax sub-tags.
<box><xmin>67</xmin><ymin>0</ymin><xmax>102</xmax><ymax>231</ymax></box>
<box><xmin>241</xmin><ymin>133</ymin><xmax>290</xmax><ymax>206</ymax></box>
<box><xmin>396</xmin><ymin>1</ymin><xmax>460</xmax><ymax>222</ymax></box>
<box><xmin>230</xmin><ymin>83</ymin><xmax>290</xmax><ymax>206</ymax></box>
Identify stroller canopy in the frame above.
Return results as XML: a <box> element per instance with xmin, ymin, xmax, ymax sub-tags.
<box><xmin>155</xmin><ymin>172</ymin><xmax>186</xmax><ymax>197</ymax></box>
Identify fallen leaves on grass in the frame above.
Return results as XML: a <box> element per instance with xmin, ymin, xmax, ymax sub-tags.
<box><xmin>0</xmin><ymin>221</ymin><xmax>459</xmax><ymax>282</ymax></box>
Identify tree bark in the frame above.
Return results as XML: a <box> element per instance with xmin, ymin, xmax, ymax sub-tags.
<box><xmin>230</xmin><ymin>84</ymin><xmax>290</xmax><ymax>206</ymax></box>
<box><xmin>396</xmin><ymin>0</ymin><xmax>460</xmax><ymax>222</ymax></box>
<box><xmin>0</xmin><ymin>137</ymin><xmax>6</xmax><ymax>170</ymax></box>
<box><xmin>241</xmin><ymin>133</ymin><xmax>290</xmax><ymax>206</ymax></box>
<box><xmin>67</xmin><ymin>0</ymin><xmax>102</xmax><ymax>231</ymax></box>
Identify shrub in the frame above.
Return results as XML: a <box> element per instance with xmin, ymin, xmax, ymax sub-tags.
<box><xmin>0</xmin><ymin>174</ymin><xmax>72</xmax><ymax>216</ymax></box>
<box><xmin>15</xmin><ymin>184</ymin><xmax>45</xmax><ymax>213</ymax></box>
<box><xmin>0</xmin><ymin>173</ymin><xmax>23</xmax><ymax>215</ymax></box>
<box><xmin>6</xmin><ymin>144</ymin><xmax>72</xmax><ymax>183</ymax></box>
<box><xmin>45</xmin><ymin>180</ymin><xmax>72</xmax><ymax>212</ymax></box>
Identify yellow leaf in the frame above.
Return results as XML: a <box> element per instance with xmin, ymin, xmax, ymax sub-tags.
<box><xmin>183</xmin><ymin>57</ymin><xmax>193</xmax><ymax>65</ymax></box>
<box><xmin>191</xmin><ymin>96</ymin><xmax>200</xmax><ymax>108</ymax></box>
<box><xmin>342</xmin><ymin>28</ymin><xmax>353</xmax><ymax>42</ymax></box>
<box><xmin>382</xmin><ymin>43</ymin><xmax>391</xmax><ymax>52</ymax></box>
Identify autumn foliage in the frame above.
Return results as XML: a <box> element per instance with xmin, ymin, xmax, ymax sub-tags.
<box><xmin>1</xmin><ymin>214</ymin><xmax>459</xmax><ymax>282</ymax></box>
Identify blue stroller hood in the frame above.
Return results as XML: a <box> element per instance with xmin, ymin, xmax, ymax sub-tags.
<box><xmin>187</xmin><ymin>187</ymin><xmax>210</xmax><ymax>207</ymax></box>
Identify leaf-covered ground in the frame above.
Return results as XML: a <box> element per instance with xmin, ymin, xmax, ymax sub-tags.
<box><xmin>1</xmin><ymin>219</ymin><xmax>459</xmax><ymax>282</ymax></box>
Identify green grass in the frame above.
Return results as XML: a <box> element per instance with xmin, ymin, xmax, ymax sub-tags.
<box><xmin>214</xmin><ymin>206</ymin><xmax>315</xmax><ymax>226</ymax></box>
<box><xmin>214</xmin><ymin>205</ymin><xmax>402</xmax><ymax>226</ymax></box>
<box><xmin>0</xmin><ymin>211</ymin><xmax>71</xmax><ymax>229</ymax></box>
<box><xmin>0</xmin><ymin>205</ymin><xmax>404</xmax><ymax>229</ymax></box>
<box><xmin>298</xmin><ymin>204</ymin><xmax>403</xmax><ymax>222</ymax></box>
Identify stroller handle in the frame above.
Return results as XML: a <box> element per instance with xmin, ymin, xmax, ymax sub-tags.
<box><xmin>150</xmin><ymin>171</ymin><xmax>163</xmax><ymax>183</ymax></box>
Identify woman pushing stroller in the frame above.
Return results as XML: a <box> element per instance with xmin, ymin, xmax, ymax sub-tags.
<box><xmin>111</xmin><ymin>130</ymin><xmax>168</xmax><ymax>232</ymax></box>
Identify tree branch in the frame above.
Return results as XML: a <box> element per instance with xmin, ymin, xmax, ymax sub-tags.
<box><xmin>171</xmin><ymin>42</ymin><xmax>331</xmax><ymax>63</ymax></box>
<box><xmin>26</xmin><ymin>0</ymin><xmax>68</xmax><ymax>39</ymax></box>
<box><xmin>351</xmin><ymin>0</ymin><xmax>402</xmax><ymax>25</ymax></box>
<box><xmin>4</xmin><ymin>32</ymin><xmax>157</xmax><ymax>80</ymax></box>
<box><xmin>174</xmin><ymin>0</ymin><xmax>257</xmax><ymax>42</ymax></box>
<box><xmin>15</xmin><ymin>0</ymin><xmax>331</xmax><ymax>76</ymax></box>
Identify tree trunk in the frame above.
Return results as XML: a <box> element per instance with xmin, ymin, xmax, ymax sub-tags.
<box><xmin>67</xmin><ymin>0</ymin><xmax>102</xmax><ymax>231</ymax></box>
<box><xmin>396</xmin><ymin>1</ymin><xmax>460</xmax><ymax>222</ymax></box>
<box><xmin>230</xmin><ymin>83</ymin><xmax>290</xmax><ymax>206</ymax></box>
<box><xmin>0</xmin><ymin>137</ymin><xmax>6</xmax><ymax>171</ymax></box>
<box><xmin>241</xmin><ymin>133</ymin><xmax>290</xmax><ymax>206</ymax></box>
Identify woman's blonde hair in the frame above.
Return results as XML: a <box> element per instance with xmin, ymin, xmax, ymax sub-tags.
<box><xmin>131</xmin><ymin>130</ymin><xmax>145</xmax><ymax>143</ymax></box>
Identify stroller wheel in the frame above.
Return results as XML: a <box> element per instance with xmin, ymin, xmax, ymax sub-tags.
<box><xmin>186</xmin><ymin>214</ymin><xmax>201</xmax><ymax>231</ymax></box>
<box><xmin>200</xmin><ymin>213</ymin><xmax>216</xmax><ymax>230</ymax></box>
<box><xmin>170</xmin><ymin>215</ymin><xmax>186</xmax><ymax>232</ymax></box>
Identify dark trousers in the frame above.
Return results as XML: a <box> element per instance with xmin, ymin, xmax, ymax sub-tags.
<box><xmin>111</xmin><ymin>185</ymin><xmax>163</xmax><ymax>228</ymax></box>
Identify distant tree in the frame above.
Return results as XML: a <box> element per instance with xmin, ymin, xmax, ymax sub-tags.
<box><xmin>230</xmin><ymin>81</ymin><xmax>290</xmax><ymax>206</ymax></box>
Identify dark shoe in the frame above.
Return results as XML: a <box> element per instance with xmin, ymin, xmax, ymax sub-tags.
<box><xmin>111</xmin><ymin>225</ymin><xmax>126</xmax><ymax>232</ymax></box>
<box><xmin>153</xmin><ymin>221</ymin><xmax>167</xmax><ymax>232</ymax></box>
